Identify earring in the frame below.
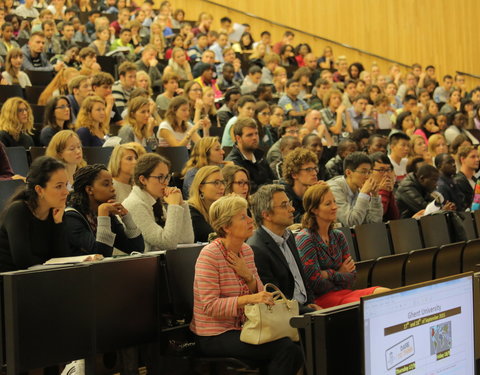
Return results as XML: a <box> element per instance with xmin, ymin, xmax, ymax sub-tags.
<box><xmin>200</xmin><ymin>192</ymin><xmax>204</xmax><ymax>199</ymax></box>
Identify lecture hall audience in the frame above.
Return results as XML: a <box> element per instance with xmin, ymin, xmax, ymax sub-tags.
<box><xmin>1</xmin><ymin>3</ymin><xmax>480</xmax><ymax>373</ymax></box>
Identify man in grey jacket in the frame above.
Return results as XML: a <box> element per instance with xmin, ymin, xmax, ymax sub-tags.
<box><xmin>327</xmin><ymin>151</ymin><xmax>383</xmax><ymax>227</ymax></box>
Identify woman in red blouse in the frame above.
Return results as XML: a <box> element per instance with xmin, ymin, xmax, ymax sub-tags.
<box><xmin>190</xmin><ymin>195</ymin><xmax>303</xmax><ymax>375</ymax></box>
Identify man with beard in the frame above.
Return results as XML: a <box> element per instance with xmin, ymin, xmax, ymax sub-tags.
<box><xmin>225</xmin><ymin>118</ymin><xmax>274</xmax><ymax>193</ymax></box>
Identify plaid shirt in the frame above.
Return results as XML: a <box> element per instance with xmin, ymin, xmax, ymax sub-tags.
<box><xmin>295</xmin><ymin>228</ymin><xmax>355</xmax><ymax>298</ymax></box>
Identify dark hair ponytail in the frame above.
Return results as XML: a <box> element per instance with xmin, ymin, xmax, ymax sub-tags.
<box><xmin>67</xmin><ymin>164</ymin><xmax>107</xmax><ymax>216</ymax></box>
<box><xmin>3</xmin><ymin>156</ymin><xmax>65</xmax><ymax>213</ymax></box>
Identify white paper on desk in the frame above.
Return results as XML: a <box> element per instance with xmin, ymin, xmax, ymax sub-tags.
<box><xmin>424</xmin><ymin>200</ymin><xmax>441</xmax><ymax>216</ymax></box>
<box><xmin>229</xmin><ymin>23</ymin><xmax>246</xmax><ymax>42</ymax></box>
<box><xmin>44</xmin><ymin>254</ymin><xmax>104</xmax><ymax>265</ymax></box>
<box><xmin>177</xmin><ymin>243</ymin><xmax>208</xmax><ymax>248</ymax></box>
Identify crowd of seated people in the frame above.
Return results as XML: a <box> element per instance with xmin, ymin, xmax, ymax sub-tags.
<box><xmin>0</xmin><ymin>0</ymin><xmax>479</xmax><ymax>373</ymax></box>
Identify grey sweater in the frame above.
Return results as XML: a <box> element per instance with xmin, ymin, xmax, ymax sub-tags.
<box><xmin>123</xmin><ymin>186</ymin><xmax>195</xmax><ymax>251</ymax></box>
<box><xmin>327</xmin><ymin>175</ymin><xmax>383</xmax><ymax>227</ymax></box>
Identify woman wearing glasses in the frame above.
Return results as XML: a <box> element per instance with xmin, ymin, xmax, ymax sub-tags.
<box><xmin>40</xmin><ymin>96</ymin><xmax>73</xmax><ymax>146</ymax></box>
<box><xmin>188</xmin><ymin>166</ymin><xmax>225</xmax><ymax>242</ymax></box>
<box><xmin>222</xmin><ymin>164</ymin><xmax>250</xmax><ymax>199</ymax></box>
<box><xmin>182</xmin><ymin>136</ymin><xmax>230</xmax><ymax>199</ymax></box>
<box><xmin>123</xmin><ymin>153</ymin><xmax>194</xmax><ymax>251</ymax></box>
<box><xmin>282</xmin><ymin>148</ymin><xmax>319</xmax><ymax>223</ymax></box>
<box><xmin>253</xmin><ymin>101</ymin><xmax>275</xmax><ymax>149</ymax></box>
<box><xmin>295</xmin><ymin>183</ymin><xmax>389</xmax><ymax>308</ymax></box>
<box><xmin>45</xmin><ymin>130</ymin><xmax>86</xmax><ymax>190</ymax></box>
<box><xmin>0</xmin><ymin>97</ymin><xmax>34</xmax><ymax>148</ymax></box>
<box><xmin>65</xmin><ymin>164</ymin><xmax>144</xmax><ymax>256</ymax></box>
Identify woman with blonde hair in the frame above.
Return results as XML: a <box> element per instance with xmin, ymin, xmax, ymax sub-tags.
<box><xmin>183</xmin><ymin>80</ymin><xmax>204</xmax><ymax>123</ymax></box>
<box><xmin>188</xmin><ymin>165</ymin><xmax>225</xmax><ymax>242</ymax></box>
<box><xmin>201</xmin><ymin>86</ymin><xmax>218</xmax><ymax>126</ymax></box>
<box><xmin>148</xmin><ymin>22</ymin><xmax>165</xmax><ymax>58</ymax></box>
<box><xmin>136</xmin><ymin>70</ymin><xmax>153</xmax><ymax>96</ymax></box>
<box><xmin>427</xmin><ymin>133</ymin><xmax>449</xmax><ymax>159</ymax></box>
<box><xmin>46</xmin><ymin>130</ymin><xmax>86</xmax><ymax>189</ymax></box>
<box><xmin>118</xmin><ymin>96</ymin><xmax>158</xmax><ymax>151</ymax></box>
<box><xmin>1</xmin><ymin>48</ymin><xmax>31</xmax><ymax>88</ymax></box>
<box><xmin>89</xmin><ymin>25</ymin><xmax>110</xmax><ymax>56</ymax></box>
<box><xmin>157</xmin><ymin>96</ymin><xmax>204</xmax><ymax>148</ymax></box>
<box><xmin>272</xmin><ymin>66</ymin><xmax>287</xmax><ymax>97</ymax></box>
<box><xmin>190</xmin><ymin>194</ymin><xmax>303</xmax><ymax>374</ymax></box>
<box><xmin>163</xmin><ymin>46</ymin><xmax>193</xmax><ymax>81</ymax></box>
<box><xmin>0</xmin><ymin>97</ymin><xmax>34</xmax><ymax>148</ymax></box>
<box><xmin>182</xmin><ymin>136</ymin><xmax>228</xmax><ymax>198</ymax></box>
<box><xmin>75</xmin><ymin>96</ymin><xmax>108</xmax><ymax>147</ymax></box>
<box><xmin>249</xmin><ymin>42</ymin><xmax>266</xmax><ymax>61</ymax></box>
<box><xmin>37</xmin><ymin>67</ymin><xmax>79</xmax><ymax>105</ymax></box>
<box><xmin>295</xmin><ymin>184</ymin><xmax>389</xmax><ymax>308</ymax></box>
<box><xmin>108</xmin><ymin>142</ymin><xmax>146</xmax><ymax>202</ymax></box>
<box><xmin>332</xmin><ymin>55</ymin><xmax>349</xmax><ymax>82</ymax></box>
<box><xmin>409</xmin><ymin>134</ymin><xmax>432</xmax><ymax>165</ymax></box>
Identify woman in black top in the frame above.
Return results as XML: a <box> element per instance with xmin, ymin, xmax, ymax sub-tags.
<box><xmin>0</xmin><ymin>157</ymin><xmax>69</xmax><ymax>272</ymax></box>
<box><xmin>0</xmin><ymin>97</ymin><xmax>34</xmax><ymax>148</ymax></box>
<box><xmin>64</xmin><ymin>164</ymin><xmax>144</xmax><ymax>256</ymax></box>
<box><xmin>187</xmin><ymin>165</ymin><xmax>225</xmax><ymax>242</ymax></box>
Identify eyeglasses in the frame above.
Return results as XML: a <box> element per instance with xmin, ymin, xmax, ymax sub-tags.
<box><xmin>232</xmin><ymin>180</ymin><xmax>250</xmax><ymax>187</ymax></box>
<box><xmin>286</xmin><ymin>129</ymin><xmax>299</xmax><ymax>134</ymax></box>
<box><xmin>372</xmin><ymin>168</ymin><xmax>392</xmax><ymax>173</ymax></box>
<box><xmin>149</xmin><ymin>174</ymin><xmax>171</xmax><ymax>184</ymax></box>
<box><xmin>354</xmin><ymin>169</ymin><xmax>372</xmax><ymax>175</ymax></box>
<box><xmin>272</xmin><ymin>113</ymin><xmax>285</xmax><ymax>118</ymax></box>
<box><xmin>201</xmin><ymin>179</ymin><xmax>226</xmax><ymax>188</ymax></box>
<box><xmin>273</xmin><ymin>200</ymin><xmax>293</xmax><ymax>209</ymax></box>
<box><xmin>55</xmin><ymin>105</ymin><xmax>70</xmax><ymax>110</ymax></box>
<box><xmin>259</xmin><ymin>111</ymin><xmax>271</xmax><ymax>116</ymax></box>
<box><xmin>299</xmin><ymin>167</ymin><xmax>319</xmax><ymax>173</ymax></box>
<box><xmin>17</xmin><ymin>107</ymin><xmax>28</xmax><ymax>113</ymax></box>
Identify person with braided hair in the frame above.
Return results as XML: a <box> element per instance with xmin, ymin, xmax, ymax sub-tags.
<box><xmin>64</xmin><ymin>164</ymin><xmax>144</xmax><ymax>256</ymax></box>
<box><xmin>0</xmin><ymin>156</ymin><xmax>70</xmax><ymax>271</ymax></box>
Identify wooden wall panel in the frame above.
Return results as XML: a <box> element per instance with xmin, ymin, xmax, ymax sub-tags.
<box><xmin>168</xmin><ymin>0</ymin><xmax>479</xmax><ymax>89</ymax></box>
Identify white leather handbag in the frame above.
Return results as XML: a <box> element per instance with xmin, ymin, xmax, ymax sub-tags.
<box><xmin>240</xmin><ymin>283</ymin><xmax>300</xmax><ymax>345</ymax></box>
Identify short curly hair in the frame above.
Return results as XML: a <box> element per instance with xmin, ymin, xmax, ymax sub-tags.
<box><xmin>282</xmin><ymin>148</ymin><xmax>318</xmax><ymax>185</ymax></box>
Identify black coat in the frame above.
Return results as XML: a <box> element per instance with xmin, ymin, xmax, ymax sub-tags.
<box><xmin>453</xmin><ymin>172</ymin><xmax>476</xmax><ymax>210</ymax></box>
<box><xmin>437</xmin><ymin>174</ymin><xmax>466</xmax><ymax>211</ymax></box>
<box><xmin>225</xmin><ymin>145</ymin><xmax>274</xmax><ymax>193</ymax></box>
<box><xmin>247</xmin><ymin>226</ymin><xmax>314</xmax><ymax>314</ymax></box>
<box><xmin>395</xmin><ymin>172</ymin><xmax>432</xmax><ymax>218</ymax></box>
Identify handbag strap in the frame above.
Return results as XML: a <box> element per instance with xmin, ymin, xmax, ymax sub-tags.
<box><xmin>264</xmin><ymin>283</ymin><xmax>288</xmax><ymax>302</ymax></box>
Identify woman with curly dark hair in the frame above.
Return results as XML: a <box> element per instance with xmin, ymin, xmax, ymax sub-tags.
<box><xmin>64</xmin><ymin>164</ymin><xmax>144</xmax><ymax>256</ymax></box>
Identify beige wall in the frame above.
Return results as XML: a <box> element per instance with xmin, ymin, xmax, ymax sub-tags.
<box><xmin>168</xmin><ymin>0</ymin><xmax>479</xmax><ymax>89</ymax></box>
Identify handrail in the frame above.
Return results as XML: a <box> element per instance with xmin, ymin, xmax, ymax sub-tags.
<box><xmin>202</xmin><ymin>0</ymin><xmax>412</xmax><ymax>68</ymax></box>
<box><xmin>457</xmin><ymin>71</ymin><xmax>480</xmax><ymax>80</ymax></box>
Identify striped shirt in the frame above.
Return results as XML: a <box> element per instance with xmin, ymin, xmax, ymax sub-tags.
<box><xmin>295</xmin><ymin>228</ymin><xmax>355</xmax><ymax>298</ymax></box>
<box><xmin>190</xmin><ymin>238</ymin><xmax>263</xmax><ymax>336</ymax></box>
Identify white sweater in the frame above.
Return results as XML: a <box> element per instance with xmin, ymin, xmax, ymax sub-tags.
<box><xmin>123</xmin><ymin>185</ymin><xmax>195</xmax><ymax>251</ymax></box>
